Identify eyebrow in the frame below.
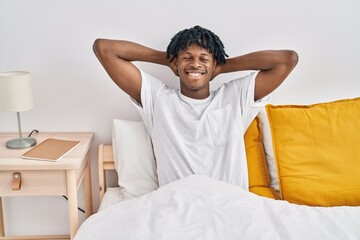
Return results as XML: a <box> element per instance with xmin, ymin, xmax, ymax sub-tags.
<box><xmin>183</xmin><ymin>51</ymin><xmax>211</xmax><ymax>57</ymax></box>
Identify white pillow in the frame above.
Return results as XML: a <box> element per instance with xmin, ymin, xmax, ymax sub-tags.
<box><xmin>258</xmin><ymin>108</ymin><xmax>279</xmax><ymax>192</ymax></box>
<box><xmin>112</xmin><ymin>119</ymin><xmax>159</xmax><ymax>198</ymax></box>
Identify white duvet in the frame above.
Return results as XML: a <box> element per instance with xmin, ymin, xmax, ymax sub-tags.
<box><xmin>75</xmin><ymin>175</ymin><xmax>360</xmax><ymax>240</ymax></box>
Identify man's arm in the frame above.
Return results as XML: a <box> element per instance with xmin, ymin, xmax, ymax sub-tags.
<box><xmin>93</xmin><ymin>39</ymin><xmax>170</xmax><ymax>103</ymax></box>
<box><xmin>214</xmin><ymin>50</ymin><xmax>298</xmax><ymax>100</ymax></box>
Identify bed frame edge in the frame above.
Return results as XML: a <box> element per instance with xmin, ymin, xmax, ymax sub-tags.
<box><xmin>98</xmin><ymin>144</ymin><xmax>115</xmax><ymax>202</ymax></box>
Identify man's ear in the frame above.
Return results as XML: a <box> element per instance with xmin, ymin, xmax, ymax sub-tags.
<box><xmin>171</xmin><ymin>59</ymin><xmax>179</xmax><ymax>76</ymax></box>
<box><xmin>213</xmin><ymin>59</ymin><xmax>217</xmax><ymax>67</ymax></box>
<box><xmin>210</xmin><ymin>60</ymin><xmax>219</xmax><ymax>81</ymax></box>
<box><xmin>212</xmin><ymin>60</ymin><xmax>217</xmax><ymax>71</ymax></box>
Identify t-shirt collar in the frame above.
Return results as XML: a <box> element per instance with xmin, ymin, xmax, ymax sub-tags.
<box><xmin>177</xmin><ymin>90</ymin><xmax>213</xmax><ymax>104</ymax></box>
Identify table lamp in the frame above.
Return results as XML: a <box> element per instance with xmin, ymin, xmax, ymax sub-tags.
<box><xmin>0</xmin><ymin>71</ymin><xmax>37</xmax><ymax>149</ymax></box>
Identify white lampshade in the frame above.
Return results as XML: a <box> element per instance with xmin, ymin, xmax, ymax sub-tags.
<box><xmin>0</xmin><ymin>71</ymin><xmax>34</xmax><ymax>112</ymax></box>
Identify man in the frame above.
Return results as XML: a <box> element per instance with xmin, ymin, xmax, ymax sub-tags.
<box><xmin>93</xmin><ymin>25</ymin><xmax>298</xmax><ymax>189</ymax></box>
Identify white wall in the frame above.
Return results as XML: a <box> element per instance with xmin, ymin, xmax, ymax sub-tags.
<box><xmin>0</xmin><ymin>0</ymin><xmax>359</xmax><ymax>236</ymax></box>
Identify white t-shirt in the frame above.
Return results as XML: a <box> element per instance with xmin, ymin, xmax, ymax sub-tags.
<box><xmin>132</xmin><ymin>70</ymin><xmax>269</xmax><ymax>189</ymax></box>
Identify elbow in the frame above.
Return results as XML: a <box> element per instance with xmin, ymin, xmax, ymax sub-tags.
<box><xmin>286</xmin><ymin>50</ymin><xmax>299</xmax><ymax>69</ymax></box>
<box><xmin>93</xmin><ymin>38</ymin><xmax>107</xmax><ymax>56</ymax></box>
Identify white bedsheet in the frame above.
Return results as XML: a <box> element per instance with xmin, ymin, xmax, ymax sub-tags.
<box><xmin>75</xmin><ymin>175</ymin><xmax>360</xmax><ymax>240</ymax></box>
<box><xmin>97</xmin><ymin>187</ymin><xmax>134</xmax><ymax>212</ymax></box>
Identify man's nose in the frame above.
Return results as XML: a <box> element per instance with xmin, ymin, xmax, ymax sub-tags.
<box><xmin>189</xmin><ymin>58</ymin><xmax>201</xmax><ymax>67</ymax></box>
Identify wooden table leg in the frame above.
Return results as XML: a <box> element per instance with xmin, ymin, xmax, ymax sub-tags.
<box><xmin>0</xmin><ymin>197</ymin><xmax>4</xmax><ymax>237</ymax></box>
<box><xmin>83</xmin><ymin>152</ymin><xmax>93</xmax><ymax>218</ymax></box>
<box><xmin>66</xmin><ymin>170</ymin><xmax>78</xmax><ymax>240</ymax></box>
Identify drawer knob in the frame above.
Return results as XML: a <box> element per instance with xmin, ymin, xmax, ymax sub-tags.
<box><xmin>12</xmin><ymin>172</ymin><xmax>22</xmax><ymax>190</ymax></box>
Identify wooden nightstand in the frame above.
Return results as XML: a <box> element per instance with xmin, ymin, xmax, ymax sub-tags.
<box><xmin>0</xmin><ymin>132</ymin><xmax>94</xmax><ymax>240</ymax></box>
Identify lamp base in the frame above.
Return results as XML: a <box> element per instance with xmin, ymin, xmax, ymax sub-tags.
<box><xmin>6</xmin><ymin>137</ymin><xmax>37</xmax><ymax>149</ymax></box>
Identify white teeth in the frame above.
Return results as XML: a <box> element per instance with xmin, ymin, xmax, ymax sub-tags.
<box><xmin>189</xmin><ymin>73</ymin><xmax>201</xmax><ymax>77</ymax></box>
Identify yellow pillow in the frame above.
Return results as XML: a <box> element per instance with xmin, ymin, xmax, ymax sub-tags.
<box><xmin>244</xmin><ymin>116</ymin><xmax>280</xmax><ymax>200</ymax></box>
<box><xmin>249</xmin><ymin>186</ymin><xmax>280</xmax><ymax>199</ymax></box>
<box><xmin>266</xmin><ymin>97</ymin><xmax>360</xmax><ymax>206</ymax></box>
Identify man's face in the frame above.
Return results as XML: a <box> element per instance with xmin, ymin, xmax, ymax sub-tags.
<box><xmin>174</xmin><ymin>44</ymin><xmax>216</xmax><ymax>99</ymax></box>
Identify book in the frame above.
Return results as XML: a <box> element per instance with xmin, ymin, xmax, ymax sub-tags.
<box><xmin>22</xmin><ymin>138</ymin><xmax>81</xmax><ymax>161</ymax></box>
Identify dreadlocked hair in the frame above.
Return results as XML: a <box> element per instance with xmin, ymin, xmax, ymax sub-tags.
<box><xmin>166</xmin><ymin>26</ymin><xmax>229</xmax><ymax>64</ymax></box>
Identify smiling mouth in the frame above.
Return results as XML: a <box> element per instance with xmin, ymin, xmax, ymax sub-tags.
<box><xmin>188</xmin><ymin>72</ymin><xmax>203</xmax><ymax>77</ymax></box>
<box><xmin>186</xmin><ymin>70</ymin><xmax>206</xmax><ymax>77</ymax></box>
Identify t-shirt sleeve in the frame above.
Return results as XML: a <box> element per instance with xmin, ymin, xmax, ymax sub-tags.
<box><xmin>131</xmin><ymin>70</ymin><xmax>165</xmax><ymax>134</ymax></box>
<box><xmin>232</xmin><ymin>71</ymin><xmax>271</xmax><ymax>132</ymax></box>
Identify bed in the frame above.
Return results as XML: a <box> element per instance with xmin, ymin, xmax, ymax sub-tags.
<box><xmin>74</xmin><ymin>97</ymin><xmax>360</xmax><ymax>240</ymax></box>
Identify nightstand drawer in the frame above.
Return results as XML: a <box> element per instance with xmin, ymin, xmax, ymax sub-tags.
<box><xmin>0</xmin><ymin>170</ymin><xmax>67</xmax><ymax>196</ymax></box>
